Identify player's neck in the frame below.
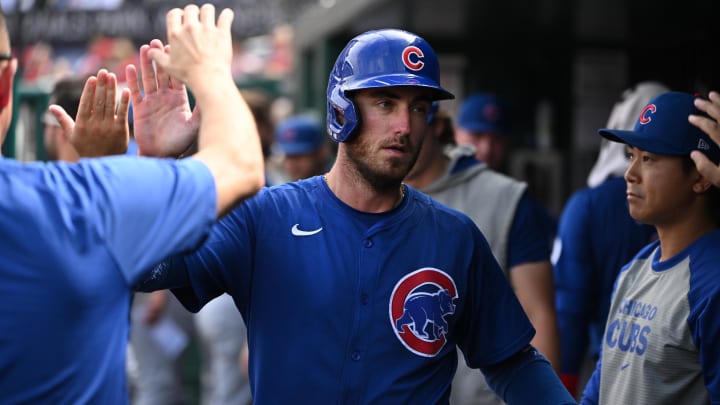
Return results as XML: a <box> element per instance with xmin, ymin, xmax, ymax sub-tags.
<box><xmin>324</xmin><ymin>166</ymin><xmax>405</xmax><ymax>213</ymax></box>
<box><xmin>655</xmin><ymin>212</ymin><xmax>717</xmax><ymax>260</ymax></box>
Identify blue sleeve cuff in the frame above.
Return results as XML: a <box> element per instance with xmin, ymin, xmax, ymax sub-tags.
<box><xmin>482</xmin><ymin>346</ymin><xmax>577</xmax><ymax>404</ymax></box>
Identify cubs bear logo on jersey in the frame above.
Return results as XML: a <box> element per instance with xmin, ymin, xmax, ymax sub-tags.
<box><xmin>389</xmin><ymin>268</ymin><xmax>458</xmax><ymax>357</ymax></box>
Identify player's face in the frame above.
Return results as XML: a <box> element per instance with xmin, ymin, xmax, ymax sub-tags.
<box><xmin>344</xmin><ymin>86</ymin><xmax>432</xmax><ymax>185</ymax></box>
<box><xmin>282</xmin><ymin>148</ymin><xmax>327</xmax><ymax>181</ymax></box>
<box><xmin>454</xmin><ymin>128</ymin><xmax>508</xmax><ymax>171</ymax></box>
<box><xmin>624</xmin><ymin>146</ymin><xmax>696</xmax><ymax>226</ymax></box>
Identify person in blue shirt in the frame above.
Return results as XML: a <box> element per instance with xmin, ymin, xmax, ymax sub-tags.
<box><xmin>137</xmin><ymin>28</ymin><xmax>575</xmax><ymax>404</ymax></box>
<box><xmin>580</xmin><ymin>91</ymin><xmax>720</xmax><ymax>404</ymax></box>
<box><xmin>0</xmin><ymin>4</ymin><xmax>264</xmax><ymax>402</ymax></box>
<box><xmin>552</xmin><ymin>82</ymin><xmax>665</xmax><ymax>397</ymax></box>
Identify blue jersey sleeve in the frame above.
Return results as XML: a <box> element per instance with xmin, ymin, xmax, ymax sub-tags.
<box><xmin>482</xmin><ymin>346</ymin><xmax>577</xmax><ymax>404</ymax></box>
<box><xmin>168</xmin><ymin>189</ymin><xmax>265</xmax><ymax>315</ymax></box>
<box><xmin>686</xmin><ymin>237</ymin><xmax>720</xmax><ymax>401</ymax></box>
<box><xmin>507</xmin><ymin>193</ymin><xmax>553</xmax><ymax>268</ymax></box>
<box><xmin>553</xmin><ymin>190</ymin><xmax>595</xmax><ymax>376</ymax></box>
<box><xmin>579</xmin><ymin>356</ymin><xmax>602</xmax><ymax>405</ymax></box>
<box><xmin>49</xmin><ymin>156</ymin><xmax>216</xmax><ymax>286</ymax></box>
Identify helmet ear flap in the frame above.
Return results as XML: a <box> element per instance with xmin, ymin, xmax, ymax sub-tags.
<box><xmin>327</xmin><ymin>85</ymin><xmax>358</xmax><ymax>142</ymax></box>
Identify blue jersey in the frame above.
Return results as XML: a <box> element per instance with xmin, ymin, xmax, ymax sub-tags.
<box><xmin>0</xmin><ymin>156</ymin><xmax>215</xmax><ymax>403</ymax></box>
<box><xmin>165</xmin><ymin>176</ymin><xmax>535</xmax><ymax>403</ymax></box>
<box><xmin>582</xmin><ymin>230</ymin><xmax>720</xmax><ymax>404</ymax></box>
<box><xmin>553</xmin><ymin>176</ymin><xmax>655</xmax><ymax>375</ymax></box>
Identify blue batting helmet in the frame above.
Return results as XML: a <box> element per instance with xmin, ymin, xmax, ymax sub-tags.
<box><xmin>326</xmin><ymin>29</ymin><xmax>455</xmax><ymax>142</ymax></box>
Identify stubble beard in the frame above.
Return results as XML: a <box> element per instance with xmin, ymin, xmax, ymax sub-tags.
<box><xmin>344</xmin><ymin>135</ymin><xmax>420</xmax><ymax>192</ymax></box>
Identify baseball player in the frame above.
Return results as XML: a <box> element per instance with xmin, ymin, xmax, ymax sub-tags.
<box><xmin>580</xmin><ymin>92</ymin><xmax>720</xmax><ymax>404</ymax></box>
<box><xmin>275</xmin><ymin>114</ymin><xmax>330</xmax><ymax>181</ymax></box>
<box><xmin>454</xmin><ymin>93</ymin><xmax>512</xmax><ymax>172</ymax></box>
<box><xmin>138</xmin><ymin>29</ymin><xmax>575</xmax><ymax>403</ymax></box>
<box><xmin>0</xmin><ymin>4</ymin><xmax>264</xmax><ymax>402</ymax></box>
<box><xmin>552</xmin><ymin>82</ymin><xmax>665</xmax><ymax>397</ymax></box>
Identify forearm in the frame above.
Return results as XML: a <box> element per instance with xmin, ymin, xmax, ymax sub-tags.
<box><xmin>529</xmin><ymin>310</ymin><xmax>561</xmax><ymax>371</ymax></box>
<box><xmin>482</xmin><ymin>346</ymin><xmax>576</xmax><ymax>404</ymax></box>
<box><xmin>190</xmin><ymin>77</ymin><xmax>265</xmax><ymax>216</ymax></box>
<box><xmin>512</xmin><ymin>261</ymin><xmax>561</xmax><ymax>371</ymax></box>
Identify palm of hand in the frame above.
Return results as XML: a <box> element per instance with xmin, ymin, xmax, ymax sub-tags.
<box><xmin>133</xmin><ymin>87</ymin><xmax>199</xmax><ymax>157</ymax></box>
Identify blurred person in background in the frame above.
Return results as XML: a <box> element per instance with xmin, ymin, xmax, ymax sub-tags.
<box><xmin>275</xmin><ymin>114</ymin><xmax>329</xmax><ymax>182</ymax></box>
<box><xmin>454</xmin><ymin>93</ymin><xmax>512</xmax><ymax>172</ymax></box>
<box><xmin>42</xmin><ymin>77</ymin><xmax>84</xmax><ymax>161</ymax></box>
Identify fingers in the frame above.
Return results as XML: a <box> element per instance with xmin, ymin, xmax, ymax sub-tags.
<box><xmin>126</xmin><ymin>64</ymin><xmax>143</xmax><ymax>106</ymax></box>
<box><xmin>199</xmin><ymin>3</ymin><xmax>216</xmax><ymax>28</ymax></box>
<box><xmin>690</xmin><ymin>95</ymin><xmax>720</xmax><ymax>147</ymax></box>
<box><xmin>162</xmin><ymin>44</ymin><xmax>185</xmax><ymax>90</ymax></box>
<box><xmin>691</xmin><ymin>150</ymin><xmax>720</xmax><ymax>186</ymax></box>
<box><xmin>48</xmin><ymin>104</ymin><xmax>75</xmax><ymax>134</ymax></box>
<box><xmin>183</xmin><ymin>4</ymin><xmax>201</xmax><ymax>28</ymax></box>
<box><xmin>104</xmin><ymin>71</ymin><xmax>118</xmax><ymax>120</ymax></box>
<box><xmin>147</xmin><ymin>48</ymin><xmax>170</xmax><ymax>73</ymax></box>
<box><xmin>140</xmin><ymin>43</ymin><xmax>156</xmax><ymax>94</ymax></box>
<box><xmin>216</xmin><ymin>8</ymin><xmax>234</xmax><ymax>32</ymax></box>
<box><xmin>116</xmin><ymin>88</ymin><xmax>131</xmax><ymax>124</ymax></box>
<box><xmin>76</xmin><ymin>75</ymin><xmax>97</xmax><ymax>122</ymax></box>
<box><xmin>165</xmin><ymin>6</ymin><xmax>183</xmax><ymax>35</ymax></box>
<box><xmin>154</xmin><ymin>43</ymin><xmax>172</xmax><ymax>90</ymax></box>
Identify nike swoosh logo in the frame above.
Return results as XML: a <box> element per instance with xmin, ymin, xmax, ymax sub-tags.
<box><xmin>291</xmin><ymin>224</ymin><xmax>323</xmax><ymax>236</ymax></box>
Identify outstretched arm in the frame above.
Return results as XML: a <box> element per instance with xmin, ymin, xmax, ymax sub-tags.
<box><xmin>690</xmin><ymin>91</ymin><xmax>720</xmax><ymax>187</ymax></box>
<box><xmin>149</xmin><ymin>4</ymin><xmax>264</xmax><ymax>216</ymax></box>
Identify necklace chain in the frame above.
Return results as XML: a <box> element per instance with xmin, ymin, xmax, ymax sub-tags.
<box><xmin>323</xmin><ymin>174</ymin><xmax>406</xmax><ymax>202</ymax></box>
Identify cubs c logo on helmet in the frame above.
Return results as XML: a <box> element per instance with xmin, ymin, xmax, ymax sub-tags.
<box><xmin>402</xmin><ymin>46</ymin><xmax>425</xmax><ymax>71</ymax></box>
<box><xmin>639</xmin><ymin>104</ymin><xmax>656</xmax><ymax>125</ymax></box>
<box><xmin>390</xmin><ymin>268</ymin><xmax>457</xmax><ymax>357</ymax></box>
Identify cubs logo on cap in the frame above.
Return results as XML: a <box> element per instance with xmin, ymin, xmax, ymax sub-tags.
<box><xmin>598</xmin><ymin>92</ymin><xmax>720</xmax><ymax>165</ymax></box>
<box><xmin>390</xmin><ymin>268</ymin><xmax>457</xmax><ymax>357</ymax></box>
<box><xmin>457</xmin><ymin>93</ymin><xmax>511</xmax><ymax>135</ymax></box>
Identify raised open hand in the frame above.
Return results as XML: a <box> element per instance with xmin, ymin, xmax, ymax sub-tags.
<box><xmin>51</xmin><ymin>69</ymin><xmax>130</xmax><ymax>158</ymax></box>
<box><xmin>128</xmin><ymin>39</ymin><xmax>201</xmax><ymax>157</ymax></box>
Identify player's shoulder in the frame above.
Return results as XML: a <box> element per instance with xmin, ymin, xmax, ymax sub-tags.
<box><xmin>239</xmin><ymin>176</ymin><xmax>325</xmax><ymax>215</ymax></box>
<box><xmin>686</xmin><ymin>230</ymin><xmax>720</xmax><ymax>269</ymax></box>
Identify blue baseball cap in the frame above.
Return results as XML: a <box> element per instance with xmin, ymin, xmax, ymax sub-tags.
<box><xmin>457</xmin><ymin>93</ymin><xmax>510</xmax><ymax>135</ymax></box>
<box><xmin>599</xmin><ymin>92</ymin><xmax>720</xmax><ymax>165</ymax></box>
<box><xmin>276</xmin><ymin>115</ymin><xmax>325</xmax><ymax>155</ymax></box>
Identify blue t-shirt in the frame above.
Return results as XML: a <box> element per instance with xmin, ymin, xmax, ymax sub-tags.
<box><xmin>0</xmin><ymin>155</ymin><xmax>215</xmax><ymax>403</ymax></box>
<box><xmin>553</xmin><ymin>176</ymin><xmax>656</xmax><ymax>376</ymax></box>
<box><xmin>162</xmin><ymin>176</ymin><xmax>535</xmax><ymax>403</ymax></box>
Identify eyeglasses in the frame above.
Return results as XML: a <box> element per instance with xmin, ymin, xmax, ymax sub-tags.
<box><xmin>0</xmin><ymin>53</ymin><xmax>12</xmax><ymax>61</ymax></box>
